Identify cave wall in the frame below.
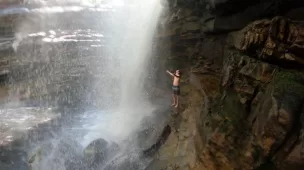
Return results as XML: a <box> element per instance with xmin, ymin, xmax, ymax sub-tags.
<box><xmin>153</xmin><ymin>0</ymin><xmax>304</xmax><ymax>169</ymax></box>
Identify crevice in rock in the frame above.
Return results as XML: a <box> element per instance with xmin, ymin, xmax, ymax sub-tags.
<box><xmin>245</xmin><ymin>85</ymin><xmax>260</xmax><ymax>119</ymax></box>
<box><xmin>270</xmin><ymin>105</ymin><xmax>304</xmax><ymax>163</ymax></box>
<box><xmin>142</xmin><ymin>125</ymin><xmax>171</xmax><ymax>157</ymax></box>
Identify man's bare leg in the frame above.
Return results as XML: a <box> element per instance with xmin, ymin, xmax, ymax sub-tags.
<box><xmin>171</xmin><ymin>94</ymin><xmax>176</xmax><ymax>106</ymax></box>
<box><xmin>174</xmin><ymin>95</ymin><xmax>178</xmax><ymax>108</ymax></box>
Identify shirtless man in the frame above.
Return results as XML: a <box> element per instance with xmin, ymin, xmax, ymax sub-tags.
<box><xmin>166</xmin><ymin>69</ymin><xmax>181</xmax><ymax>108</ymax></box>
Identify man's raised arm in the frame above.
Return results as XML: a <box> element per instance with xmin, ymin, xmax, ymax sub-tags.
<box><xmin>166</xmin><ymin>70</ymin><xmax>174</xmax><ymax>77</ymax></box>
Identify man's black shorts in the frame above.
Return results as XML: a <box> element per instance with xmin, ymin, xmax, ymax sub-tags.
<box><xmin>172</xmin><ymin>86</ymin><xmax>180</xmax><ymax>95</ymax></box>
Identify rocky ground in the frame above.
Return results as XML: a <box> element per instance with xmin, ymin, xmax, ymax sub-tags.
<box><xmin>146</xmin><ymin>73</ymin><xmax>205</xmax><ymax>170</ymax></box>
<box><xmin>149</xmin><ymin>0</ymin><xmax>304</xmax><ymax>170</ymax></box>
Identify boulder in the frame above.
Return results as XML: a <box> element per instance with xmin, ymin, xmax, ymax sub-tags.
<box><xmin>83</xmin><ymin>138</ymin><xmax>120</xmax><ymax>167</ymax></box>
<box><xmin>84</xmin><ymin>138</ymin><xmax>108</xmax><ymax>165</ymax></box>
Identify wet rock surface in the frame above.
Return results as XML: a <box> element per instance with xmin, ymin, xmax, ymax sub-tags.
<box><xmin>0</xmin><ymin>107</ymin><xmax>60</xmax><ymax>146</ymax></box>
<box><xmin>24</xmin><ymin>100</ymin><xmax>172</xmax><ymax>170</ymax></box>
<box><xmin>84</xmin><ymin>138</ymin><xmax>120</xmax><ymax>167</ymax></box>
<box><xmin>145</xmin><ymin>82</ymin><xmax>204</xmax><ymax>170</ymax></box>
<box><xmin>27</xmin><ymin>136</ymin><xmax>87</xmax><ymax>170</ymax></box>
<box><xmin>0</xmin><ymin>107</ymin><xmax>60</xmax><ymax>170</ymax></box>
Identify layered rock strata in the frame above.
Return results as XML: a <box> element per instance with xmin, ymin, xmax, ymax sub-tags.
<box><xmin>151</xmin><ymin>0</ymin><xmax>304</xmax><ymax>169</ymax></box>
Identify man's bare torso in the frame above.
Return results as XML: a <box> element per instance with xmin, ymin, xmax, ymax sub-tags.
<box><xmin>173</xmin><ymin>76</ymin><xmax>180</xmax><ymax>86</ymax></box>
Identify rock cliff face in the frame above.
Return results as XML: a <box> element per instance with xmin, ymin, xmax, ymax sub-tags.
<box><xmin>151</xmin><ymin>0</ymin><xmax>304</xmax><ymax>169</ymax></box>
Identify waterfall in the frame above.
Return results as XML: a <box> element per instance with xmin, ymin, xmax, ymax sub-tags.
<box><xmin>7</xmin><ymin>0</ymin><xmax>165</xmax><ymax>169</ymax></box>
<box><xmin>83</xmin><ymin>0</ymin><xmax>164</xmax><ymax>143</ymax></box>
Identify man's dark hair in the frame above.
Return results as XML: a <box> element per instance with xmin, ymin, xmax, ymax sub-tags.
<box><xmin>176</xmin><ymin>70</ymin><xmax>182</xmax><ymax>77</ymax></box>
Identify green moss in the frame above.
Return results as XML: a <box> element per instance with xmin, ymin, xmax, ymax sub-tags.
<box><xmin>218</xmin><ymin>119</ymin><xmax>230</xmax><ymax>133</ymax></box>
<box><xmin>273</xmin><ymin>70</ymin><xmax>304</xmax><ymax>111</ymax></box>
<box><xmin>252</xmin><ymin>145</ymin><xmax>263</xmax><ymax>163</ymax></box>
<box><xmin>274</xmin><ymin>70</ymin><xmax>304</xmax><ymax>92</ymax></box>
<box><xmin>216</xmin><ymin>90</ymin><xmax>246</xmax><ymax>126</ymax></box>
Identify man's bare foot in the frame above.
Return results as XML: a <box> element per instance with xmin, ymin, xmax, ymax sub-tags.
<box><xmin>174</xmin><ymin>104</ymin><xmax>178</xmax><ymax>108</ymax></box>
<box><xmin>171</xmin><ymin>103</ymin><xmax>176</xmax><ymax>106</ymax></box>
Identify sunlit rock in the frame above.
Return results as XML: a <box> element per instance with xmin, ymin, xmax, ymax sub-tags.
<box><xmin>231</xmin><ymin>16</ymin><xmax>304</xmax><ymax>67</ymax></box>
